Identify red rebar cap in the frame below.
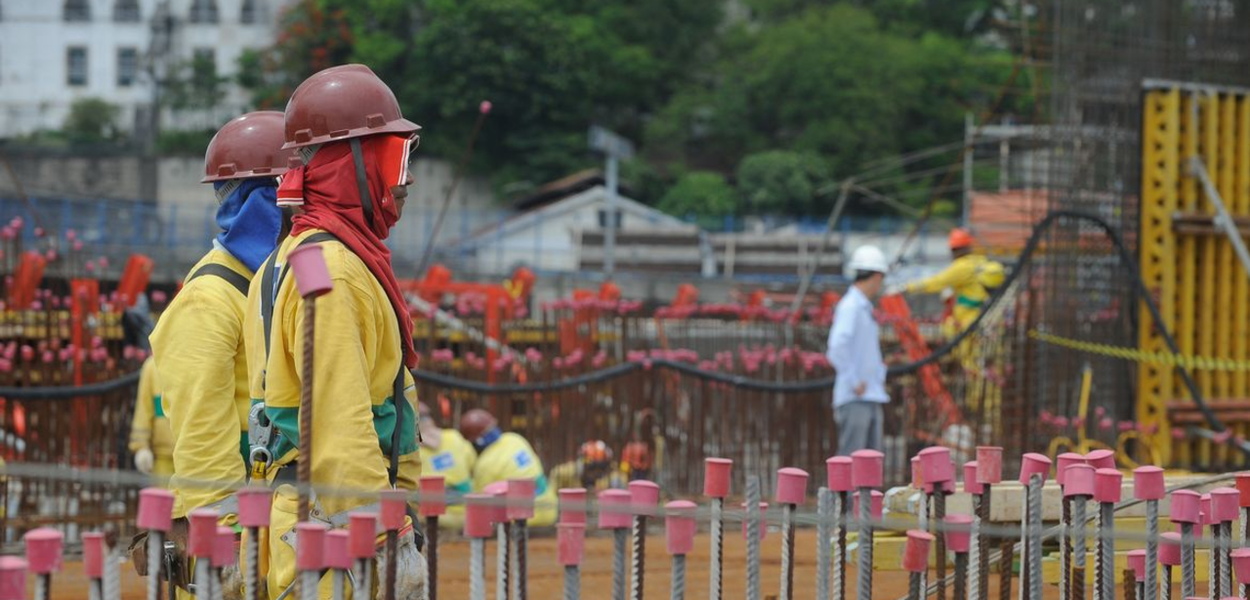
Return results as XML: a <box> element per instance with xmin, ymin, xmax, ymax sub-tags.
<box><xmin>1094</xmin><ymin>468</ymin><xmax>1123</xmax><ymax>504</ymax></box>
<box><xmin>1132</xmin><ymin>466</ymin><xmax>1165</xmax><ymax>501</ymax></box>
<box><xmin>557</xmin><ymin>523</ymin><xmax>586</xmax><ymax>567</ymax></box>
<box><xmin>419</xmin><ymin>476</ymin><xmax>446</xmax><ymax>517</ymax></box>
<box><xmin>854</xmin><ymin>490</ymin><xmax>885</xmax><ymax>520</ymax></box>
<box><xmin>976</xmin><ymin>447</ymin><xmax>1003</xmax><ymax>484</ymax></box>
<box><xmin>902</xmin><ymin>530</ymin><xmax>934</xmax><ymax>573</ymax></box>
<box><xmin>775</xmin><ymin>468</ymin><xmax>810</xmax><ymax>505</ymax></box>
<box><xmin>918</xmin><ymin>447</ymin><xmax>954</xmax><ymax>484</ymax></box>
<box><xmin>851</xmin><ymin>450</ymin><xmax>884</xmax><ymax>489</ymax></box>
<box><xmin>212</xmin><ymin>527</ymin><xmax>236</xmax><ymax>569</ymax></box>
<box><xmin>1055</xmin><ymin>453</ymin><xmax>1085</xmax><ymax>487</ymax></box>
<box><xmin>944</xmin><ymin>514</ymin><xmax>974</xmax><ymax>553</ymax></box>
<box><xmin>1127</xmin><ymin>549</ymin><xmax>1147</xmax><ymax>581</ymax></box>
<box><xmin>704</xmin><ymin>458</ymin><xmax>733</xmax><ymax>498</ymax></box>
<box><xmin>137</xmin><ymin>488</ymin><xmax>176</xmax><ymax>532</ymax></box>
<box><xmin>1160</xmin><ymin>532</ymin><xmax>1181</xmax><ymax>567</ymax></box>
<box><xmin>24</xmin><ymin>528</ymin><xmax>63</xmax><ymax>575</ymax></box>
<box><xmin>379</xmin><ymin>489</ymin><xmax>408</xmax><ymax>531</ymax></box>
<box><xmin>349</xmin><ymin>513</ymin><xmax>379</xmax><ymax>558</ymax></box>
<box><xmin>963</xmin><ymin>462</ymin><xmax>984</xmax><ymax>495</ymax></box>
<box><xmin>82</xmin><ymin>532</ymin><xmax>105</xmax><ymax>579</ymax></box>
<box><xmin>1211</xmin><ymin>488</ymin><xmax>1240</xmax><ymax>523</ymax></box>
<box><xmin>1170</xmin><ymin>490</ymin><xmax>1201</xmax><ymax>524</ymax></box>
<box><xmin>188</xmin><ymin>509</ymin><xmax>219</xmax><ymax>559</ymax></box>
<box><xmin>295</xmin><ymin>523</ymin><xmax>328</xmax><ymax>572</ymax></box>
<box><xmin>665</xmin><ymin>501</ymin><xmax>697</xmax><ymax>556</ymax></box>
<box><xmin>1063</xmin><ymin>464</ymin><xmax>1096</xmax><ymax>497</ymax></box>
<box><xmin>237</xmin><ymin>487</ymin><xmax>272</xmax><ymax>528</ymax></box>
<box><xmin>1018</xmin><ymin>453</ymin><xmax>1052</xmax><ymax>485</ymax></box>
<box><xmin>464</xmin><ymin>494</ymin><xmax>495</xmax><ymax>539</ymax></box>
<box><xmin>558</xmin><ymin>488</ymin><xmax>588</xmax><ymax>525</ymax></box>
<box><xmin>826</xmin><ymin>456</ymin><xmax>853</xmax><ymax>492</ymax></box>
<box><xmin>324</xmin><ymin>530</ymin><xmax>352</xmax><ymax>571</ymax></box>
<box><xmin>598</xmin><ymin>489</ymin><xmax>632</xmax><ymax>530</ymax></box>
<box><xmin>1085</xmin><ymin>449</ymin><xmax>1116</xmax><ymax>470</ymax></box>
<box><xmin>630</xmin><ymin>480</ymin><xmax>661</xmax><ymax>514</ymax></box>
<box><xmin>507</xmin><ymin>478</ymin><xmax>537</xmax><ymax>521</ymax></box>
<box><xmin>1232</xmin><ymin>548</ymin><xmax>1250</xmax><ymax>583</ymax></box>
<box><xmin>0</xmin><ymin>557</ymin><xmax>27</xmax><ymax>600</ymax></box>
<box><xmin>1235</xmin><ymin>473</ymin><xmax>1250</xmax><ymax>507</ymax></box>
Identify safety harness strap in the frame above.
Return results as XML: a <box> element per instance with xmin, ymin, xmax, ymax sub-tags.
<box><xmin>186</xmin><ymin>263</ymin><xmax>250</xmax><ymax>296</ymax></box>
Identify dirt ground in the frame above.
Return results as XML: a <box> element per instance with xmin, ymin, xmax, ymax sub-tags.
<box><xmin>49</xmin><ymin>529</ymin><xmax>1145</xmax><ymax>599</ymax></box>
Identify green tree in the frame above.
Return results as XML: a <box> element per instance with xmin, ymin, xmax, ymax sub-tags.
<box><xmin>657</xmin><ymin>171</ymin><xmax>737</xmax><ymax>218</ymax></box>
<box><xmin>163</xmin><ymin>54</ymin><xmax>229</xmax><ymax>113</ymax></box>
<box><xmin>63</xmin><ymin>98</ymin><xmax>122</xmax><ymax>143</ymax></box>
<box><xmin>736</xmin><ymin>150</ymin><xmax>830</xmax><ymax>216</ymax></box>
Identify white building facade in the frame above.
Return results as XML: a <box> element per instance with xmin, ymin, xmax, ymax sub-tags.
<box><xmin>0</xmin><ymin>0</ymin><xmax>293</xmax><ymax>138</ymax></box>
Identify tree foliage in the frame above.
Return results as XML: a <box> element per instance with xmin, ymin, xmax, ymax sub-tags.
<box><xmin>63</xmin><ymin>98</ymin><xmax>122</xmax><ymax>144</ymax></box>
<box><xmin>657</xmin><ymin>171</ymin><xmax>736</xmax><ymax>218</ymax></box>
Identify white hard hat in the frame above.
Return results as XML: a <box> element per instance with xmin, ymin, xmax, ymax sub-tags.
<box><xmin>847</xmin><ymin>245</ymin><xmax>888</xmax><ymax>274</ymax></box>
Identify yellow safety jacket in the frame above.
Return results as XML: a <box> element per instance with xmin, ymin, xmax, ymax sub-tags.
<box><xmin>246</xmin><ymin>229</ymin><xmax>422</xmax><ymax>516</ymax></box>
<box><xmin>418</xmin><ymin>429</ymin><xmax>476</xmax><ymax>529</ymax></box>
<box><xmin>549</xmin><ymin>459</ymin><xmax>628</xmax><ymax>493</ymax></box>
<box><xmin>150</xmin><ymin>248</ymin><xmax>253</xmax><ymax>517</ymax></box>
<box><xmin>473</xmin><ymin>432</ymin><xmax>557</xmax><ymax>526</ymax></box>
<box><xmin>128</xmin><ymin>357</ymin><xmax>174</xmax><ymax>476</ymax></box>
<box><xmin>905</xmin><ymin>254</ymin><xmax>990</xmax><ymax>336</ymax></box>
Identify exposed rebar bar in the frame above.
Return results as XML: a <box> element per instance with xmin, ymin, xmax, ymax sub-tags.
<box><xmin>859</xmin><ymin>487</ymin><xmax>874</xmax><ymax>600</ymax></box>
<box><xmin>1029</xmin><ymin>474</ymin><xmax>1043</xmax><ymax>600</ymax></box>
<box><xmin>427</xmin><ymin>517</ymin><xmax>439</xmax><ymax>600</ymax></box>
<box><xmin>938</xmin><ymin>491</ymin><xmax>949</xmax><ymax>600</ymax></box>
<box><xmin>498</xmin><ymin>524</ymin><xmax>510</xmax><ymax>600</ymax></box>
<box><xmin>246</xmin><ymin>527</ymin><xmax>261</xmax><ymax>600</ymax></box>
<box><xmin>147</xmin><ymin>532</ymin><xmax>162</xmax><ymax>600</ymax></box>
<box><xmin>631</xmin><ymin>515</ymin><xmax>647</xmax><ymax>600</ymax></box>
<box><xmin>613</xmin><ymin>527</ymin><xmax>628</xmax><ymax>600</ymax></box>
<box><xmin>1062</xmin><ymin>496</ymin><xmax>1072</xmax><ymax>600</ymax></box>
<box><xmin>1181</xmin><ymin>523</ymin><xmax>1196</xmax><ymax>600</ymax></box>
<box><xmin>710</xmin><ymin>497</ymin><xmax>723</xmax><ymax>600</ymax></box>
<box><xmin>781</xmin><ymin>503</ymin><xmax>796</xmax><ymax>600</ymax></box>
<box><xmin>671</xmin><ymin>555</ymin><xmax>686</xmax><ymax>600</ymax></box>
<box><xmin>564</xmin><ymin>566</ymin><xmax>580</xmax><ymax>600</ymax></box>
<box><xmin>956</xmin><ymin>553</ymin><xmax>968</xmax><ymax>600</ymax></box>
<box><xmin>746</xmin><ymin>477</ymin><xmax>762</xmax><ymax>600</ymax></box>
<box><xmin>836</xmin><ymin>491</ymin><xmax>849</xmax><ymax>600</ymax></box>
<box><xmin>1144</xmin><ymin>500</ymin><xmax>1157</xmax><ymax>600</ymax></box>
<box><xmin>470</xmin><ymin>539</ymin><xmax>485</xmax><ymax>600</ymax></box>
<box><xmin>1073</xmin><ymin>497</ymin><xmax>1087</xmax><ymax>600</ymax></box>
<box><xmin>817</xmin><ymin>488</ymin><xmax>832</xmax><ymax>600</ymax></box>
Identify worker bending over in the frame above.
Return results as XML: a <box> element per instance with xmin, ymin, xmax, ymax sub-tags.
<box><xmin>550</xmin><ymin>439</ymin><xmax>627</xmax><ymax>492</ymax></box>
<box><xmin>897</xmin><ymin>228</ymin><xmax>1005</xmax><ymax>338</ymax></box>
<box><xmin>460</xmin><ymin>408</ymin><xmax>557</xmax><ymax>526</ymax></box>
<box><xmin>129</xmin><ymin>356</ymin><xmax>173</xmax><ymax>478</ymax></box>
<box><xmin>418</xmin><ymin>401</ymin><xmax>476</xmax><ymax>529</ymax></box>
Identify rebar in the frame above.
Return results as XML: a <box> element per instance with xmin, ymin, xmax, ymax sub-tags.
<box><xmin>710</xmin><ymin>497</ymin><xmax>723</xmax><ymax>600</ymax></box>
<box><xmin>613</xmin><ymin>527</ymin><xmax>628</xmax><ymax>600</ymax></box>
<box><xmin>353</xmin><ymin>558</ymin><xmax>373</xmax><ymax>600</ymax></box>
<box><xmin>970</xmin><ymin>495</ymin><xmax>982</xmax><ymax>600</ymax></box>
<box><xmin>386</xmin><ymin>529</ymin><xmax>398</xmax><ymax>600</ymax></box>
<box><xmin>515</xmin><ymin>520</ymin><xmax>529</xmax><ymax>600</ymax></box>
<box><xmin>427</xmin><ymin>517</ymin><xmax>439</xmax><ymax>600</ymax></box>
<box><xmin>921</xmin><ymin>491</ymin><xmax>930</xmax><ymax>600</ymax></box>
<box><xmin>1000</xmin><ymin>540</ymin><xmax>1014</xmax><ymax>600</ymax></box>
<box><xmin>1098</xmin><ymin>502</ymin><xmax>1115</xmax><ymax>600</ymax></box>
<box><xmin>35</xmin><ymin>573</ymin><xmax>49</xmax><ymax>600</ymax></box>
<box><xmin>498</xmin><ymin>524</ymin><xmax>510</xmax><ymax>600</ymax></box>
<box><xmin>196</xmin><ymin>558</ymin><xmax>211</xmax><ymax>600</ymax></box>
<box><xmin>332</xmin><ymin>569</ymin><xmax>345</xmax><ymax>600</ymax></box>
<box><xmin>106</xmin><ymin>545</ymin><xmax>120</xmax><ymax>600</ymax></box>
<box><xmin>836</xmin><ymin>491</ymin><xmax>849</xmax><ymax>600</ymax></box>
<box><xmin>817</xmin><ymin>488</ymin><xmax>832</xmax><ymax>600</ymax></box>
<box><xmin>1162</xmin><ymin>567</ymin><xmax>1171</xmax><ymax>600</ymax></box>
<box><xmin>1073</xmin><ymin>497</ymin><xmax>1087</xmax><ymax>600</ymax></box>
<box><xmin>147</xmin><ymin>532</ymin><xmax>162</xmax><ymax>600</ymax></box>
<box><xmin>1181</xmin><ymin>524</ymin><xmax>1196</xmax><ymax>600</ymax></box>
<box><xmin>301</xmin><ymin>568</ymin><xmax>318</xmax><ymax>600</ymax></box>
<box><xmin>470</xmin><ymin>539</ymin><xmax>486</xmax><ymax>600</ymax></box>
<box><xmin>564</xmin><ymin>566</ymin><xmax>580</xmax><ymax>600</ymax></box>
<box><xmin>910</xmin><ymin>571</ymin><xmax>922</xmax><ymax>600</ymax></box>
<box><xmin>631</xmin><ymin>514</ymin><xmax>646</xmax><ymax>600</ymax></box>
<box><xmin>298</xmin><ymin>299</ymin><xmax>315</xmax><ymax>523</ymax></box>
<box><xmin>89</xmin><ymin>578</ymin><xmax>101</xmax><ymax>600</ymax></box>
<box><xmin>1028</xmin><ymin>474</ymin><xmax>1043</xmax><ymax>600</ymax></box>
<box><xmin>671</xmin><ymin>555</ymin><xmax>687</xmax><ymax>600</ymax></box>
<box><xmin>1221</xmin><ymin>522</ymin><xmax>1232</xmax><ymax>600</ymax></box>
<box><xmin>982</xmin><ymin>489</ymin><xmax>993</xmax><ymax>600</ymax></box>
<box><xmin>956</xmin><ymin>553</ymin><xmax>969</xmax><ymax>600</ymax></box>
<box><xmin>780</xmin><ymin>503</ymin><xmax>796</xmax><ymax>600</ymax></box>
<box><xmin>1144</xmin><ymin>500</ymin><xmax>1157</xmax><ymax>600</ymax></box>
<box><xmin>1062</xmin><ymin>496</ymin><xmax>1072</xmax><ymax>600</ymax></box>
<box><xmin>858</xmin><ymin>487</ymin><xmax>874</xmax><ymax>600</ymax></box>
<box><xmin>937</xmin><ymin>491</ymin><xmax>948</xmax><ymax>600</ymax></box>
<box><xmin>1210</xmin><ymin>523</ymin><xmax>1218</xmax><ymax>600</ymax></box>
<box><xmin>746</xmin><ymin>476</ymin><xmax>762</xmax><ymax>600</ymax></box>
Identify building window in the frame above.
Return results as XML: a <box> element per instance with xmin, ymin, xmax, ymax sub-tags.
<box><xmin>189</xmin><ymin>0</ymin><xmax>219</xmax><ymax>23</ymax></box>
<box><xmin>117</xmin><ymin>47</ymin><xmax>137</xmax><ymax>87</ymax></box>
<box><xmin>67</xmin><ymin>46</ymin><xmax>88</xmax><ymax>86</ymax></box>
<box><xmin>113</xmin><ymin>0</ymin><xmax>140</xmax><ymax>22</ymax></box>
<box><xmin>598</xmin><ymin>209</ymin><xmax>622</xmax><ymax>229</ymax></box>
<box><xmin>64</xmin><ymin>0</ymin><xmax>91</xmax><ymax>21</ymax></box>
<box><xmin>240</xmin><ymin>0</ymin><xmax>257</xmax><ymax>23</ymax></box>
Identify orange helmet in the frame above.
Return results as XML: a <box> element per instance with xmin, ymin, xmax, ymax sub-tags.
<box><xmin>282</xmin><ymin>64</ymin><xmax>421</xmax><ymax>149</ymax></box>
<box><xmin>202</xmin><ymin>111</ymin><xmax>298</xmax><ymax>183</ymax></box>
<box><xmin>948</xmin><ymin>228</ymin><xmax>974</xmax><ymax>250</ymax></box>
<box><xmin>578</xmin><ymin>440</ymin><xmax>613</xmax><ymax>465</ymax></box>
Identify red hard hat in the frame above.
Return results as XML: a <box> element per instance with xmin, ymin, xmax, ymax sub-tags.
<box><xmin>578</xmin><ymin>440</ymin><xmax>613</xmax><ymax>464</ymax></box>
<box><xmin>282</xmin><ymin>64</ymin><xmax>421</xmax><ymax>149</ymax></box>
<box><xmin>202</xmin><ymin>111</ymin><xmax>298</xmax><ymax>183</ymax></box>
<box><xmin>948</xmin><ymin>228</ymin><xmax>974</xmax><ymax>250</ymax></box>
<box><xmin>459</xmin><ymin>409</ymin><xmax>498</xmax><ymax>442</ymax></box>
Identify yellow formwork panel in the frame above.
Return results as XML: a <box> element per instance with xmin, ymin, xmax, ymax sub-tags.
<box><xmin>1236</xmin><ymin>97</ymin><xmax>1250</xmax><ymax>407</ymax></box>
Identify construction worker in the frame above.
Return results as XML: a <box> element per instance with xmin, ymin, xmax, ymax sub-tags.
<box><xmin>129</xmin><ymin>356</ymin><xmax>173</xmax><ymax>478</ymax></box>
<box><xmin>245</xmin><ymin>64</ymin><xmax>426</xmax><ymax>598</ymax></box>
<box><xmin>827</xmin><ymin>245</ymin><xmax>890</xmax><ymax>455</ymax></box>
<box><xmin>549</xmin><ymin>440</ymin><xmax>627</xmax><ymax>492</ymax></box>
<box><xmin>896</xmin><ymin>228</ymin><xmax>1005</xmax><ymax>338</ymax></box>
<box><xmin>418</xmin><ymin>401</ymin><xmax>476</xmax><ymax>530</ymax></box>
<box><xmin>460</xmin><ymin>408</ymin><xmax>557</xmax><ymax>526</ymax></box>
<box><xmin>145</xmin><ymin>110</ymin><xmax>296</xmax><ymax>598</ymax></box>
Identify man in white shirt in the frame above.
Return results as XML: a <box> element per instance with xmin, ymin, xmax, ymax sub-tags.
<box><xmin>826</xmin><ymin>245</ymin><xmax>890</xmax><ymax>454</ymax></box>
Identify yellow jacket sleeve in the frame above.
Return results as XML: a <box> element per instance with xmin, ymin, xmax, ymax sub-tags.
<box><xmin>906</xmin><ymin>255</ymin><xmax>980</xmax><ymax>295</ymax></box>
<box><xmin>150</xmin><ymin>267</ymin><xmax>249</xmax><ymax>516</ymax></box>
<box><xmin>473</xmin><ymin>433</ymin><xmax>556</xmax><ymax>526</ymax></box>
<box><xmin>128</xmin><ymin>357</ymin><xmax>158</xmax><ymax>453</ymax></box>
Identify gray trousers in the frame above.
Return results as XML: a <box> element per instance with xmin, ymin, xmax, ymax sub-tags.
<box><xmin>835</xmin><ymin>400</ymin><xmax>884</xmax><ymax>455</ymax></box>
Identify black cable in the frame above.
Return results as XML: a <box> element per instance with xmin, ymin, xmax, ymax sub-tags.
<box><xmin>0</xmin><ymin>370</ymin><xmax>140</xmax><ymax>399</ymax></box>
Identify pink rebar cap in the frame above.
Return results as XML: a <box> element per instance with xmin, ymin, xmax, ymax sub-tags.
<box><xmin>976</xmin><ymin>446</ymin><xmax>1003</xmax><ymax>484</ymax></box>
<box><xmin>741</xmin><ymin>502</ymin><xmax>769</xmax><ymax>541</ymax></box>
<box><xmin>963</xmin><ymin>461</ymin><xmax>984</xmax><ymax>495</ymax></box>
<box><xmin>1055</xmin><ymin>453</ymin><xmax>1085</xmax><ymax>487</ymax></box>
<box><xmin>630</xmin><ymin>480</ymin><xmax>661</xmax><ymax>516</ymax></box>
<box><xmin>598</xmin><ymin>489</ymin><xmax>632</xmax><ymax>530</ymax></box>
<box><xmin>559</xmin><ymin>488</ymin><xmax>588</xmax><ymax>525</ymax></box>
<box><xmin>911</xmin><ymin>457</ymin><xmax>923</xmax><ymax>489</ymax></box>
<box><xmin>827</xmin><ymin>456</ymin><xmax>853</xmax><ymax>492</ymax></box>
<box><xmin>349</xmin><ymin>513</ymin><xmax>378</xmax><ymax>559</ymax></box>
<box><xmin>1170</xmin><ymin>490</ymin><xmax>1201</xmax><ymax>524</ymax></box>
<box><xmin>1236</xmin><ymin>473</ymin><xmax>1250</xmax><ymax>507</ymax></box>
<box><xmin>944</xmin><ymin>514</ymin><xmax>974</xmax><ymax>553</ymax></box>
<box><xmin>903</xmin><ymin>530</ymin><xmax>935</xmax><ymax>573</ymax></box>
<box><xmin>237</xmin><ymin>487</ymin><xmax>272</xmax><ymax>528</ymax></box>
<box><xmin>557</xmin><ymin>523</ymin><xmax>586</xmax><ymax>567</ymax></box>
<box><xmin>665</xmin><ymin>501</ymin><xmax>697</xmax><ymax>555</ymax></box>
<box><xmin>137</xmin><ymin>487</ymin><xmax>176</xmax><ymax>532</ymax></box>
<box><xmin>464</xmin><ymin>494</ymin><xmax>494</xmax><ymax>539</ymax></box>
<box><xmin>1211</xmin><ymin>487</ymin><xmax>1240</xmax><ymax>523</ymax></box>
<box><xmin>1063</xmin><ymin>464</ymin><xmax>1096</xmax><ymax>497</ymax></box>
<box><xmin>188</xmin><ymin>509</ymin><xmax>219</xmax><ymax>559</ymax></box>
<box><xmin>419</xmin><ymin>476</ymin><xmax>446</xmax><ymax>517</ymax></box>
<box><xmin>324</xmin><ymin>530</ymin><xmax>352</xmax><ymax>571</ymax></box>
<box><xmin>704</xmin><ymin>458</ymin><xmax>733</xmax><ymax>498</ymax></box>
<box><xmin>380</xmin><ymin>489</ymin><xmax>408</xmax><ymax>531</ymax></box>
<box><xmin>507</xmin><ymin>478</ymin><xmax>537</xmax><ymax>521</ymax></box>
<box><xmin>1127</xmin><ymin>549</ymin><xmax>1147</xmax><ymax>581</ymax></box>
<box><xmin>0</xmin><ymin>557</ymin><xmax>27</xmax><ymax>600</ymax></box>
<box><xmin>23</xmin><ymin>528</ymin><xmax>63</xmax><ymax>575</ymax></box>
<box><xmin>775</xmin><ymin>468</ymin><xmax>810</xmax><ymax>505</ymax></box>
<box><xmin>1201</xmin><ymin>494</ymin><xmax>1213</xmax><ymax>526</ymax></box>
<box><xmin>213</xmin><ymin>527</ymin><xmax>235</xmax><ymax>569</ymax></box>
<box><xmin>1094</xmin><ymin>468</ymin><xmax>1123</xmax><ymax>504</ymax></box>
<box><xmin>918</xmin><ymin>447</ymin><xmax>954</xmax><ymax>484</ymax></box>
<box><xmin>1232</xmin><ymin>548</ymin><xmax>1250</xmax><ymax>583</ymax></box>
<box><xmin>1018</xmin><ymin>453</ymin><xmax>1052</xmax><ymax>484</ymax></box>
<box><xmin>1133</xmin><ymin>466</ymin><xmax>1166</xmax><ymax>501</ymax></box>
<box><xmin>295</xmin><ymin>523</ymin><xmax>328</xmax><ymax>572</ymax></box>
<box><xmin>1160</xmin><ymin>532</ymin><xmax>1181</xmax><ymax>567</ymax></box>
<box><xmin>1085</xmin><ymin>449</ymin><xmax>1116</xmax><ymax>470</ymax></box>
<box><xmin>853</xmin><ymin>490</ymin><xmax>885</xmax><ymax>520</ymax></box>
<box><xmin>82</xmin><ymin>532</ymin><xmax>105</xmax><ymax>579</ymax></box>
<box><xmin>286</xmin><ymin>243</ymin><xmax>333</xmax><ymax>298</ymax></box>
<box><xmin>851</xmin><ymin>450</ymin><xmax>884</xmax><ymax>489</ymax></box>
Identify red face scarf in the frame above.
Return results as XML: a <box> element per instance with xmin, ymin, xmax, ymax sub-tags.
<box><xmin>277</xmin><ymin>133</ymin><xmax>419</xmax><ymax>368</ymax></box>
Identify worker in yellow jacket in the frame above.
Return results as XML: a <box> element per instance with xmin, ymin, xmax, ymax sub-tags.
<box><xmin>245</xmin><ymin>64</ymin><xmax>427</xmax><ymax>599</ymax></box>
<box><xmin>129</xmin><ymin>356</ymin><xmax>174</xmax><ymax>478</ymax></box>
<box><xmin>899</xmin><ymin>228</ymin><xmax>1005</xmax><ymax>337</ymax></box>
<box><xmin>147</xmin><ymin>110</ymin><xmax>296</xmax><ymax>599</ymax></box>
<box><xmin>460</xmin><ymin>409</ymin><xmax>557</xmax><ymax>526</ymax></box>
<box><xmin>417</xmin><ymin>401</ymin><xmax>476</xmax><ymax>530</ymax></box>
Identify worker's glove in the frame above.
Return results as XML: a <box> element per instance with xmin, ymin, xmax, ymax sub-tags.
<box><xmin>219</xmin><ymin>561</ymin><xmax>245</xmax><ymax>600</ymax></box>
<box><xmin>134</xmin><ymin>448</ymin><xmax>155</xmax><ymax>474</ymax></box>
<box><xmin>882</xmin><ymin>283</ymin><xmax>907</xmax><ymax>297</ymax></box>
<box><xmin>375</xmin><ymin>527</ymin><xmax>428</xmax><ymax>600</ymax></box>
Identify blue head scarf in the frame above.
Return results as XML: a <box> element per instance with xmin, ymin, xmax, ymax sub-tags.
<box><xmin>214</xmin><ymin>178</ymin><xmax>283</xmax><ymax>272</ymax></box>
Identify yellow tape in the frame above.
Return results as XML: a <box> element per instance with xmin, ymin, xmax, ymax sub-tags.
<box><xmin>1029</xmin><ymin>330</ymin><xmax>1250</xmax><ymax>372</ymax></box>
